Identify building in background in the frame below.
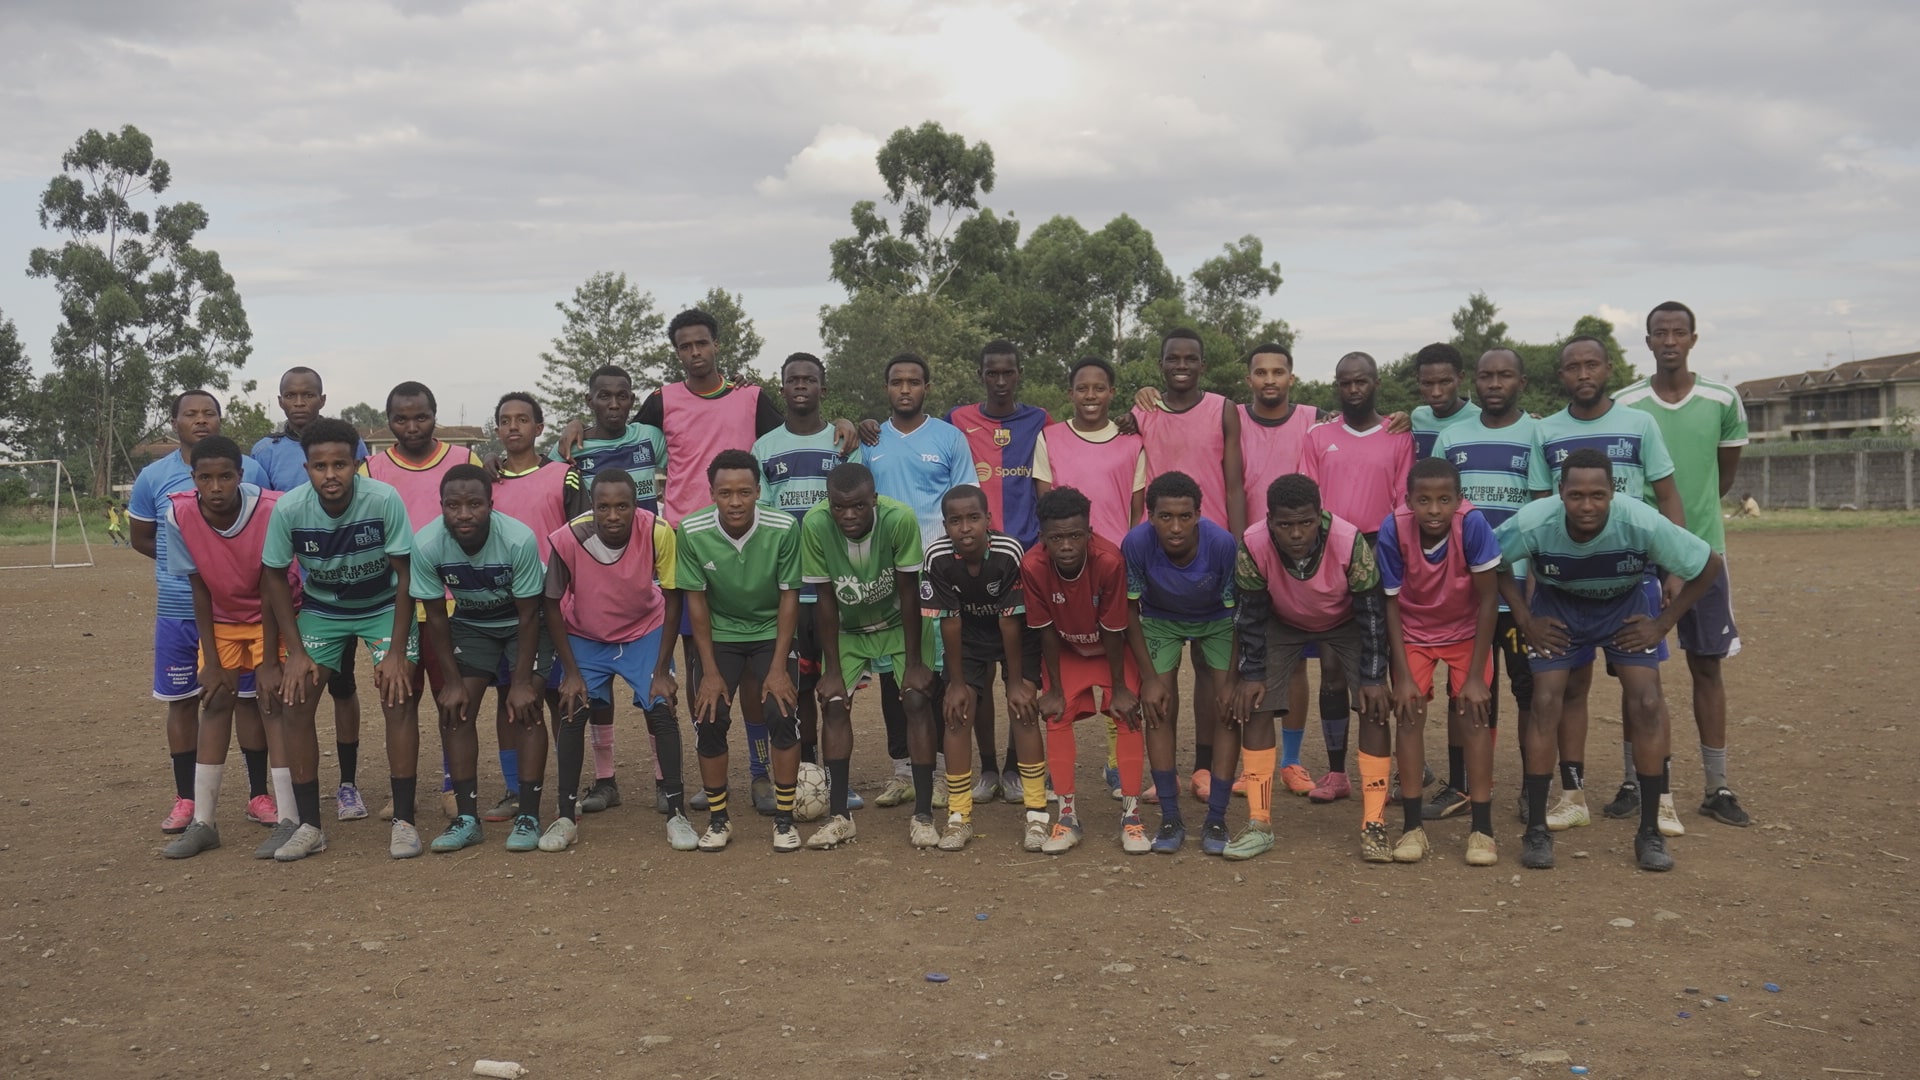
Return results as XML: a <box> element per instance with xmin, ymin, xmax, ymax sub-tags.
<box><xmin>1740</xmin><ymin>352</ymin><xmax>1920</xmax><ymax>443</ymax></box>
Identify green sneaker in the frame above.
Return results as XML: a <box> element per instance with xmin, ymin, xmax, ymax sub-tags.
<box><xmin>1222</xmin><ymin>821</ymin><xmax>1274</xmax><ymax>861</ymax></box>
<box><xmin>504</xmin><ymin>814</ymin><xmax>541</xmax><ymax>853</ymax></box>
<box><xmin>429</xmin><ymin>814</ymin><xmax>484</xmax><ymax>853</ymax></box>
<box><xmin>873</xmin><ymin>777</ymin><xmax>914</xmax><ymax>807</ymax></box>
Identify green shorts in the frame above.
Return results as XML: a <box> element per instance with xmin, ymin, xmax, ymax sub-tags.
<box><xmin>1141</xmin><ymin>616</ymin><xmax>1233</xmax><ymax>674</ymax></box>
<box><xmin>450</xmin><ymin>620</ymin><xmax>554</xmax><ymax>682</ymax></box>
<box><xmin>298</xmin><ymin>608</ymin><xmax>419</xmax><ymax>674</ymax></box>
<box><xmin>835</xmin><ymin>616</ymin><xmax>940</xmax><ymax>690</ymax></box>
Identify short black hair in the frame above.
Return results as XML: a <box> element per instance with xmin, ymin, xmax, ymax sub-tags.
<box><xmin>588</xmin><ymin>365</ymin><xmax>631</xmax><ymax>389</ymax></box>
<box><xmin>1559</xmin><ymin>447</ymin><xmax>1614</xmax><ymax>485</ymax></box>
<box><xmin>1266</xmin><ymin>473</ymin><xmax>1321</xmax><ymax>514</ymax></box>
<box><xmin>1146</xmin><ymin>470</ymin><xmax>1202</xmax><ymax>513</ymax></box>
<box><xmin>706</xmin><ymin>448</ymin><xmax>761</xmax><ymax>486</ymax></box>
<box><xmin>1035</xmin><ymin>486</ymin><xmax>1091</xmax><ymax>527</ymax></box>
<box><xmin>1336</xmin><ymin>351</ymin><xmax>1378</xmax><ymax>377</ymax></box>
<box><xmin>885</xmin><ymin>352</ymin><xmax>931</xmax><ymax>384</ymax></box>
<box><xmin>301</xmin><ymin>417</ymin><xmax>361</xmax><ymax>457</ymax></box>
<box><xmin>826</xmin><ymin>461</ymin><xmax>875</xmax><ymax>496</ymax></box>
<box><xmin>782</xmin><ymin>352</ymin><xmax>825</xmax><ymax>380</ymax></box>
<box><xmin>1245</xmin><ymin>342</ymin><xmax>1293</xmax><ymax>369</ymax></box>
<box><xmin>280</xmin><ymin>366</ymin><xmax>323</xmax><ymax>393</ymax></box>
<box><xmin>440</xmin><ymin>462</ymin><xmax>492</xmax><ymax>496</ymax></box>
<box><xmin>385</xmin><ymin>381</ymin><xmax>436</xmax><ymax>415</ymax></box>
<box><xmin>1646</xmin><ymin>301</ymin><xmax>1696</xmax><ymax>334</ymax></box>
<box><xmin>171</xmin><ymin>389</ymin><xmax>221</xmax><ymax>419</ymax></box>
<box><xmin>590</xmin><ymin>468</ymin><xmax>637</xmax><ymax>497</ymax></box>
<box><xmin>668</xmin><ymin>308</ymin><xmax>719</xmax><ymax>343</ymax></box>
<box><xmin>979</xmin><ymin>340</ymin><xmax>1021</xmax><ymax>369</ymax></box>
<box><xmin>941</xmin><ymin>484</ymin><xmax>989</xmax><ymax>517</ymax></box>
<box><xmin>1476</xmin><ymin>346</ymin><xmax>1523</xmax><ymax>371</ymax></box>
<box><xmin>1068</xmin><ymin>357</ymin><xmax>1115</xmax><ymax>386</ymax></box>
<box><xmin>1415</xmin><ymin>342</ymin><xmax>1464</xmax><ymax>373</ymax></box>
<box><xmin>1558</xmin><ymin>336</ymin><xmax>1610</xmax><ymax>364</ymax></box>
<box><xmin>495</xmin><ymin>391</ymin><xmax>542</xmax><ymax>425</ymax></box>
<box><xmin>1161</xmin><ymin>327</ymin><xmax>1204</xmax><ymax>359</ymax></box>
<box><xmin>189</xmin><ymin>435</ymin><xmax>243</xmax><ymax>471</ymax></box>
<box><xmin>1407</xmin><ymin>456</ymin><xmax>1461</xmax><ymax>494</ymax></box>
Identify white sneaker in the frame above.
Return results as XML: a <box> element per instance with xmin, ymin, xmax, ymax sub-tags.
<box><xmin>1023</xmin><ymin>815</ymin><xmax>1049</xmax><ymax>853</ymax></box>
<box><xmin>937</xmin><ymin>814</ymin><xmax>973</xmax><ymax>851</ymax></box>
<box><xmin>1657</xmin><ymin>793</ymin><xmax>1686</xmax><ymax>837</ymax></box>
<box><xmin>970</xmin><ymin>771</ymin><xmax>1000</xmax><ymax>803</ymax></box>
<box><xmin>697</xmin><ymin>819</ymin><xmax>731</xmax><ymax>852</ymax></box>
<box><xmin>806</xmin><ymin>814</ymin><xmax>858</xmax><ymax>850</ymax></box>
<box><xmin>666</xmin><ymin>812</ymin><xmax>699</xmax><ymax>851</ymax></box>
<box><xmin>1545</xmin><ymin>789</ymin><xmax>1591</xmax><ymax>831</ymax></box>
<box><xmin>537</xmin><ymin>817</ymin><xmax>577</xmax><ymax>851</ymax></box>
<box><xmin>772</xmin><ymin>821</ymin><xmax>801</xmax><ymax>853</ymax></box>
<box><xmin>389</xmin><ymin>820</ymin><xmax>423</xmax><ymax>859</ymax></box>
<box><xmin>1041</xmin><ymin>819</ymin><xmax>1083</xmax><ymax>854</ymax></box>
<box><xmin>909</xmin><ymin>814</ymin><xmax>940</xmax><ymax>848</ymax></box>
<box><xmin>273</xmin><ymin>823</ymin><xmax>327</xmax><ymax>862</ymax></box>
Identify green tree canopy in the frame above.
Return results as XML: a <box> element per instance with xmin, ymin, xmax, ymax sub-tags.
<box><xmin>534</xmin><ymin>271</ymin><xmax>666</xmax><ymax>423</ymax></box>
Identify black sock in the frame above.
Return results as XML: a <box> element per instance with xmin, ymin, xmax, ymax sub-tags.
<box><xmin>1447</xmin><ymin>746</ymin><xmax>1466</xmax><ymax>792</ymax></box>
<box><xmin>171</xmin><ymin>750</ymin><xmax>195</xmax><ymax>800</ymax></box>
<box><xmin>556</xmin><ymin>708</ymin><xmax>587</xmax><ymax>821</ymax></box>
<box><xmin>911</xmin><ymin>762</ymin><xmax>935</xmax><ymax>818</ymax></box>
<box><xmin>1559</xmin><ymin>760</ymin><xmax>1584</xmax><ymax>791</ymax></box>
<box><xmin>1524</xmin><ymin>773</ymin><xmax>1551</xmax><ymax>830</ymax></box>
<box><xmin>391</xmin><ymin>776</ymin><xmax>417</xmax><ymax>825</ymax></box>
<box><xmin>520</xmin><ymin>778</ymin><xmax>543</xmax><ymax>821</ymax></box>
<box><xmin>801</xmin><ymin>741</ymin><xmax>818</xmax><ymax>766</ymax></box>
<box><xmin>338</xmin><ymin>741</ymin><xmax>359</xmax><ymax>786</ymax></box>
<box><xmin>1637</xmin><ymin>770</ymin><xmax>1666</xmax><ymax>834</ymax></box>
<box><xmin>827</xmin><ymin>757</ymin><xmax>850</xmax><ymax>817</ymax></box>
<box><xmin>242</xmin><ymin>747</ymin><xmax>269</xmax><ymax>798</ymax></box>
<box><xmin>1469</xmin><ymin>799</ymin><xmax>1492</xmax><ymax>835</ymax></box>
<box><xmin>294</xmin><ymin>779</ymin><xmax>322</xmax><ymax>827</ymax></box>
<box><xmin>455</xmin><ymin>778</ymin><xmax>478</xmax><ymax>819</ymax></box>
<box><xmin>1004</xmin><ymin>748</ymin><xmax>1020</xmax><ymax>776</ymax></box>
<box><xmin>1195</xmin><ymin>742</ymin><xmax>1213</xmax><ymax>776</ymax></box>
<box><xmin>645</xmin><ymin>703</ymin><xmax>683</xmax><ymax>798</ymax></box>
<box><xmin>1402</xmin><ymin>795</ymin><xmax>1423</xmax><ymax>834</ymax></box>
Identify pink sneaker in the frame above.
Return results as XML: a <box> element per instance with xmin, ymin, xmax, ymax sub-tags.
<box><xmin>161</xmin><ymin>797</ymin><xmax>194</xmax><ymax>834</ymax></box>
<box><xmin>1190</xmin><ymin>769</ymin><xmax>1213</xmax><ymax>802</ymax></box>
<box><xmin>1307</xmin><ymin>771</ymin><xmax>1351</xmax><ymax>803</ymax></box>
<box><xmin>247</xmin><ymin>794</ymin><xmax>279</xmax><ymax>826</ymax></box>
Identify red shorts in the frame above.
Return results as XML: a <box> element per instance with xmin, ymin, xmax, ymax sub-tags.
<box><xmin>1406</xmin><ymin>638</ymin><xmax>1492</xmax><ymax>699</ymax></box>
<box><xmin>1045</xmin><ymin>648</ymin><xmax>1140</xmax><ymax>726</ymax></box>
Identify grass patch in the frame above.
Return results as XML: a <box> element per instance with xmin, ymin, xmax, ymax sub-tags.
<box><xmin>1726</xmin><ymin>507</ymin><xmax>1920</xmax><ymax>532</ymax></box>
<box><xmin>0</xmin><ymin>505</ymin><xmax>107</xmax><ymax>552</ymax></box>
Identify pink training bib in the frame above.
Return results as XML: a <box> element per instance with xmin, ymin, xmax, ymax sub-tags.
<box><xmin>1041</xmin><ymin>422</ymin><xmax>1144</xmax><ymax>545</ymax></box>
<box><xmin>1237</xmin><ymin>404</ymin><xmax>1317</xmax><ymax>521</ymax></box>
<box><xmin>168</xmin><ymin>487</ymin><xmax>299</xmax><ymax>623</ymax></box>
<box><xmin>1240</xmin><ymin>512</ymin><xmax>1360</xmax><ymax>634</ymax></box>
<box><xmin>1391</xmin><ymin>504</ymin><xmax>1477</xmax><ymax>646</ymax></box>
<box><xmin>548</xmin><ymin>514</ymin><xmax>667</xmax><ymax>643</ymax></box>
<box><xmin>660</xmin><ymin>382</ymin><xmax>763</xmax><ymax>526</ymax></box>
<box><xmin>1132</xmin><ymin>393</ymin><xmax>1229</xmax><ymax>528</ymax></box>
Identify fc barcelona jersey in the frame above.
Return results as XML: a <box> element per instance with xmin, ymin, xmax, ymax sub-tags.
<box><xmin>946</xmin><ymin>402</ymin><xmax>1050</xmax><ymax>546</ymax></box>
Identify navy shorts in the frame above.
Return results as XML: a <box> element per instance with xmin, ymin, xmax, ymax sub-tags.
<box><xmin>153</xmin><ymin>617</ymin><xmax>257</xmax><ymax>702</ymax></box>
<box><xmin>1676</xmin><ymin>560</ymin><xmax>1739</xmax><ymax>659</ymax></box>
<box><xmin>1526</xmin><ymin>585</ymin><xmax>1665</xmax><ymax>673</ymax></box>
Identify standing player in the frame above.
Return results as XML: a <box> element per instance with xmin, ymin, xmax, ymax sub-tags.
<box><xmin>1615</xmin><ymin>301</ymin><xmax>1751</xmax><ymax>827</ymax></box>
<box><xmin>129</xmin><ymin>390</ymin><xmax>276</xmax><ymax>834</ymax></box>
<box><xmin>1496</xmin><ymin>449</ymin><xmax>1721</xmax><ymax>871</ymax></box>
<box><xmin>1426</xmin><ymin>348</ymin><xmax>1539</xmax><ymax>821</ymax></box>
<box><xmin>1021</xmin><ymin>488</ymin><xmax>1154</xmax><ymax>854</ymax></box>
<box><xmin>106</xmin><ymin>502</ymin><xmax>125</xmax><ymax>546</ymax></box>
<box><xmin>1122</xmin><ymin>472</ymin><xmax>1236</xmax><ymax>818</ymax></box>
<box><xmin>799</xmin><ymin>464</ymin><xmax>934</xmax><ymax>849</ymax></box>
<box><xmin>252</xmin><ymin>365</ymin><xmax>374</xmax><ymax>820</ymax></box>
<box><xmin>1299</xmin><ymin>352</ymin><xmax>1416</xmax><ymax>804</ymax></box>
<box><xmin>1378</xmin><ymin>459</ymin><xmax>1500</xmax><ymax>865</ymax></box>
<box><xmin>1223</xmin><ymin>475</ymin><xmax>1392</xmax><ymax>861</ymax></box>
<box><xmin>412</xmin><ymin>465</ymin><xmax>548</xmax><ymax>853</ymax></box>
<box><xmin>944</xmin><ymin>341</ymin><xmax>1051</xmax><ymax>805</ymax></box>
<box><xmin>543</xmin><ymin>471</ymin><xmax>692</xmax><ymax>851</ymax></box>
<box><xmin>918</xmin><ymin>485</ymin><xmax>1041</xmax><ymax>850</ymax></box>
<box><xmin>159</xmin><ymin>437</ymin><xmax>298</xmax><ymax>858</ymax></box>
<box><xmin>677</xmin><ymin>450</ymin><xmax>805</xmax><ymax>852</ymax></box>
<box><xmin>1409</xmin><ymin>343</ymin><xmax>1482</xmax><ymax>458</ymax></box>
<box><xmin>752</xmin><ymin>354</ymin><xmax>863</xmax><ymax>811</ymax></box>
<box><xmin>1527</xmin><ymin>337</ymin><xmax>1685</xmax><ymax>833</ymax></box>
<box><xmin>258</xmin><ymin>418</ymin><xmax>420</xmax><ymax>861</ymax></box>
<box><xmin>1033</xmin><ymin>357</ymin><xmax>1148</xmax><ymax>546</ymax></box>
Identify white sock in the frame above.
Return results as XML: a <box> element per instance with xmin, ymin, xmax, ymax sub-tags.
<box><xmin>193</xmin><ymin>763</ymin><xmax>224</xmax><ymax>825</ymax></box>
<box><xmin>271</xmin><ymin>767</ymin><xmax>296</xmax><ymax>824</ymax></box>
<box><xmin>893</xmin><ymin>757</ymin><xmax>912</xmax><ymax>779</ymax></box>
<box><xmin>1122</xmin><ymin>795</ymin><xmax>1139</xmax><ymax>816</ymax></box>
<box><xmin>1621</xmin><ymin>741</ymin><xmax>1635</xmax><ymax>782</ymax></box>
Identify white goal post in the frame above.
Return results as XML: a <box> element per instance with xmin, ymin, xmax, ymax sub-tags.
<box><xmin>0</xmin><ymin>459</ymin><xmax>95</xmax><ymax>570</ymax></box>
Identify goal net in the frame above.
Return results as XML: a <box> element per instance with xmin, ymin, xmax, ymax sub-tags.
<box><xmin>0</xmin><ymin>459</ymin><xmax>95</xmax><ymax>570</ymax></box>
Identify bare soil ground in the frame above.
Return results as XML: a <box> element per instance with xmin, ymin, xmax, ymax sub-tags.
<box><xmin>2</xmin><ymin>527</ymin><xmax>1914</xmax><ymax>1080</ymax></box>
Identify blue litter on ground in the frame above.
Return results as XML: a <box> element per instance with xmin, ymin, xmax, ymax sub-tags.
<box><xmin>1678</xmin><ymin>1011</ymin><xmax>1692</xmax><ymax>1018</ymax></box>
<box><xmin>926</xmin><ymin>972</ymin><xmax>949</xmax><ymax>983</ymax></box>
<box><xmin>976</xmin><ymin>913</ymin><xmax>989</xmax><ymax>921</ymax></box>
<box><xmin>1764</xmin><ymin>983</ymin><xmax>1781</xmax><ymax>993</ymax></box>
<box><xmin>1570</xmin><ymin>1068</ymin><xmax>1590</xmax><ymax>1076</ymax></box>
<box><xmin>1715</xmin><ymin>995</ymin><xmax>1730</xmax><ymax>1002</ymax></box>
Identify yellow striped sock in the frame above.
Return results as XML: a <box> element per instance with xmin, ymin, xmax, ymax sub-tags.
<box><xmin>1019</xmin><ymin>761</ymin><xmax>1047</xmax><ymax>810</ymax></box>
<box><xmin>774</xmin><ymin>782</ymin><xmax>796</xmax><ymax>815</ymax></box>
<box><xmin>947</xmin><ymin>772</ymin><xmax>973</xmax><ymax>822</ymax></box>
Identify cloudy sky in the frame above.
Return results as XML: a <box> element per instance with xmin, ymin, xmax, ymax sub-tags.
<box><xmin>2</xmin><ymin>0</ymin><xmax>1915</xmax><ymax>425</ymax></box>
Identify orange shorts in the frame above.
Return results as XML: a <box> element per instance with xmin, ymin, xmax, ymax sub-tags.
<box><xmin>200</xmin><ymin>622</ymin><xmax>280</xmax><ymax>675</ymax></box>
<box><xmin>1044</xmin><ymin>648</ymin><xmax>1141</xmax><ymax>726</ymax></box>
<box><xmin>1405</xmin><ymin>638</ymin><xmax>1492</xmax><ymax>699</ymax></box>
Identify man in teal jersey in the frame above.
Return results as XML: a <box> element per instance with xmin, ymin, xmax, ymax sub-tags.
<box><xmin>1614</xmin><ymin>301</ymin><xmax>1751</xmax><ymax>827</ymax></box>
<box><xmin>1409</xmin><ymin>342</ymin><xmax>1482</xmax><ymax>459</ymax></box>
<box><xmin>259</xmin><ymin>418</ymin><xmax>421</xmax><ymax>862</ymax></box>
<box><xmin>412</xmin><ymin>465</ymin><xmax>550</xmax><ymax>854</ymax></box>
<box><xmin>1495</xmin><ymin>448</ymin><xmax>1721</xmax><ymax>873</ymax></box>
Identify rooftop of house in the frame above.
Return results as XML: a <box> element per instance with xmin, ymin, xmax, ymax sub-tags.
<box><xmin>1738</xmin><ymin>351</ymin><xmax>1920</xmax><ymax>401</ymax></box>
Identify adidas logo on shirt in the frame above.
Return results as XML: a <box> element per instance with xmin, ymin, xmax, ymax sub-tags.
<box><xmin>704</xmin><ymin>560</ymin><xmax>718</xmax><ymax>571</ymax></box>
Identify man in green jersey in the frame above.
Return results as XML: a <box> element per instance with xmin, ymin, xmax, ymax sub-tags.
<box><xmin>678</xmin><ymin>449</ymin><xmax>806</xmax><ymax>852</ymax></box>
<box><xmin>1614</xmin><ymin>301</ymin><xmax>1750</xmax><ymax>827</ymax></box>
<box><xmin>412</xmin><ymin>464</ymin><xmax>549</xmax><ymax>854</ymax></box>
<box><xmin>799</xmin><ymin>463</ymin><xmax>936</xmax><ymax>849</ymax></box>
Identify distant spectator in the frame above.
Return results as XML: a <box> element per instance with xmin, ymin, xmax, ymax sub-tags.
<box><xmin>1739</xmin><ymin>493</ymin><xmax>1761</xmax><ymax>518</ymax></box>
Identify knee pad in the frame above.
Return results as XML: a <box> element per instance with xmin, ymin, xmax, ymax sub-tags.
<box><xmin>767</xmin><ymin>712</ymin><xmax>801</xmax><ymax>750</ymax></box>
<box><xmin>327</xmin><ymin>670</ymin><xmax>356</xmax><ymax>700</ymax></box>
<box><xmin>695</xmin><ymin>718</ymin><xmax>732</xmax><ymax>758</ymax></box>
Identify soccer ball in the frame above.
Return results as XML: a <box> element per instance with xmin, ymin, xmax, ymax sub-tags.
<box><xmin>793</xmin><ymin>762</ymin><xmax>830</xmax><ymax>822</ymax></box>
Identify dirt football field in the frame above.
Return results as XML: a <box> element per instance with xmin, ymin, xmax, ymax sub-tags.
<box><xmin>1</xmin><ymin>526</ymin><xmax>1915</xmax><ymax>1080</ymax></box>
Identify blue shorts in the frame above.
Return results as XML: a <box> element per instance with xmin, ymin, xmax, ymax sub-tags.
<box><xmin>1526</xmin><ymin>585</ymin><xmax>1665</xmax><ymax>673</ymax></box>
<box><xmin>1676</xmin><ymin>560</ymin><xmax>1739</xmax><ymax>659</ymax></box>
<box><xmin>568</xmin><ymin>629</ymin><xmax>670</xmax><ymax>709</ymax></box>
<box><xmin>153</xmin><ymin>617</ymin><xmax>257</xmax><ymax>702</ymax></box>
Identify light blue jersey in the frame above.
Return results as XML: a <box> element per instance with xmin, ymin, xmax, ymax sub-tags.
<box><xmin>862</xmin><ymin>415</ymin><xmax>976</xmax><ymax>548</ymax></box>
<box><xmin>252</xmin><ymin>430</ymin><xmax>369</xmax><ymax>492</ymax></box>
<box><xmin>408</xmin><ymin>512</ymin><xmax>545</xmax><ymax>629</ymax></box>
<box><xmin>1526</xmin><ymin>402</ymin><xmax>1674</xmax><ymax>501</ymax></box>
<box><xmin>1494</xmin><ymin>495</ymin><xmax>1710</xmax><ymax>602</ymax></box>
<box><xmin>1410</xmin><ymin>399</ymin><xmax>1481</xmax><ymax>459</ymax></box>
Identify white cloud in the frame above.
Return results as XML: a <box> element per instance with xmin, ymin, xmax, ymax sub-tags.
<box><xmin>756</xmin><ymin>125</ymin><xmax>882</xmax><ymax>198</ymax></box>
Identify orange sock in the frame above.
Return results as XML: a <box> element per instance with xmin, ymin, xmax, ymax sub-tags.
<box><xmin>1112</xmin><ymin>717</ymin><xmax>1145</xmax><ymax>798</ymax></box>
<box><xmin>1244</xmin><ymin>747</ymin><xmax>1277</xmax><ymax>824</ymax></box>
<box><xmin>1359</xmin><ymin>752</ymin><xmax>1392</xmax><ymax>826</ymax></box>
